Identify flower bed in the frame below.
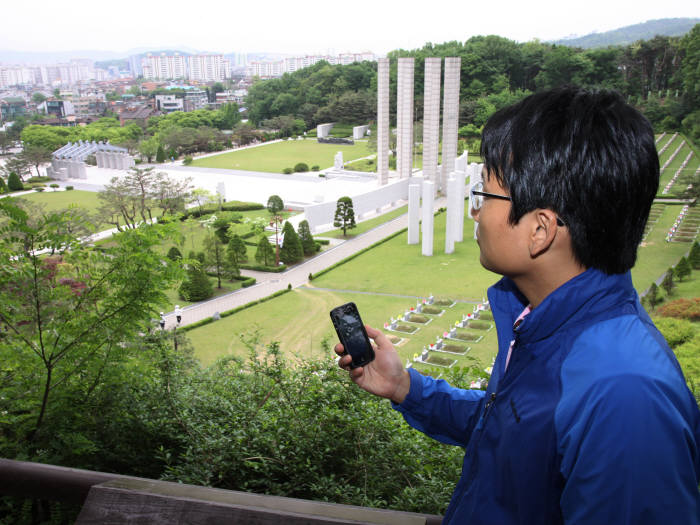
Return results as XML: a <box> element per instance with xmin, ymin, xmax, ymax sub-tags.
<box><xmin>424</xmin><ymin>355</ymin><xmax>457</xmax><ymax>368</ymax></box>
<box><xmin>467</xmin><ymin>320</ymin><xmax>492</xmax><ymax>331</ymax></box>
<box><xmin>391</xmin><ymin>324</ymin><xmax>419</xmax><ymax>334</ymax></box>
<box><xmin>450</xmin><ymin>331</ymin><xmax>483</xmax><ymax>342</ymax></box>
<box><xmin>435</xmin><ymin>344</ymin><xmax>470</xmax><ymax>355</ymax></box>
<box><xmin>406</xmin><ymin>314</ymin><xmax>432</xmax><ymax>324</ymax></box>
<box><xmin>421</xmin><ymin>306</ymin><xmax>445</xmax><ymax>315</ymax></box>
<box><xmin>434</xmin><ymin>298</ymin><xmax>456</xmax><ymax>307</ymax></box>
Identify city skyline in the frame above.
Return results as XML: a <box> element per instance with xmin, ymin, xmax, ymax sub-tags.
<box><xmin>2</xmin><ymin>0</ymin><xmax>698</xmax><ymax>58</ymax></box>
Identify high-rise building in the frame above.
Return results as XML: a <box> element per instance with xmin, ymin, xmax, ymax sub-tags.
<box><xmin>141</xmin><ymin>53</ymin><xmax>187</xmax><ymax>80</ymax></box>
<box><xmin>187</xmin><ymin>55</ymin><xmax>230</xmax><ymax>82</ymax></box>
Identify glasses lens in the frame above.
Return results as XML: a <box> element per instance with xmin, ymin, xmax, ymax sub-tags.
<box><xmin>471</xmin><ymin>182</ymin><xmax>483</xmax><ymax>210</ymax></box>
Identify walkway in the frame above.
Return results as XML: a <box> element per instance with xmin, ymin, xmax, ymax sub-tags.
<box><xmin>162</xmin><ymin>198</ymin><xmax>444</xmax><ymax>329</ymax></box>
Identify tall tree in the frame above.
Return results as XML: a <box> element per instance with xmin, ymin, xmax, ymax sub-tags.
<box><xmin>689</xmin><ymin>241</ymin><xmax>700</xmax><ymax>270</ymax></box>
<box><xmin>267</xmin><ymin>195</ymin><xmax>284</xmax><ymax>265</ymax></box>
<box><xmin>203</xmin><ymin>234</ymin><xmax>226</xmax><ymax>289</ymax></box>
<box><xmin>2</xmin><ymin>155</ymin><xmax>32</xmax><ymax>181</ymax></box>
<box><xmin>227</xmin><ymin>234</ymin><xmax>248</xmax><ymax>265</ymax></box>
<box><xmin>0</xmin><ymin>198</ymin><xmax>182</xmax><ymax>441</ymax></box>
<box><xmin>21</xmin><ymin>145</ymin><xmax>52</xmax><ymax>177</ymax></box>
<box><xmin>676</xmin><ymin>256</ymin><xmax>692</xmax><ymax>282</ymax></box>
<box><xmin>333</xmin><ymin>196</ymin><xmax>356</xmax><ymax>237</ymax></box>
<box><xmin>662</xmin><ymin>268</ymin><xmax>676</xmax><ymax>296</ymax></box>
<box><xmin>279</xmin><ymin>221</ymin><xmax>303</xmax><ymax>264</ymax></box>
<box><xmin>255</xmin><ymin>235</ymin><xmax>275</xmax><ymax>266</ymax></box>
<box><xmin>297</xmin><ymin>220</ymin><xmax>315</xmax><ymax>255</ymax></box>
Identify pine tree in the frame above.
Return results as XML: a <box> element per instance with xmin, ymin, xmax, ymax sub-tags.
<box><xmin>279</xmin><ymin>221</ymin><xmax>303</xmax><ymax>264</ymax></box>
<box><xmin>156</xmin><ymin>144</ymin><xmax>166</xmax><ymax>163</ymax></box>
<box><xmin>223</xmin><ymin>243</ymin><xmax>240</xmax><ymax>281</ymax></box>
<box><xmin>297</xmin><ymin>219</ymin><xmax>315</xmax><ymax>255</ymax></box>
<box><xmin>333</xmin><ymin>196</ymin><xmax>356</xmax><ymax>236</ymax></box>
<box><xmin>676</xmin><ymin>256</ymin><xmax>692</xmax><ymax>282</ymax></box>
<box><xmin>661</xmin><ymin>268</ymin><xmax>675</xmax><ymax>296</ymax></box>
<box><xmin>644</xmin><ymin>282</ymin><xmax>660</xmax><ymax>311</ymax></box>
<box><xmin>0</xmin><ymin>177</ymin><xmax>6</xmax><ymax>194</ymax></box>
<box><xmin>255</xmin><ymin>235</ymin><xmax>275</xmax><ymax>266</ymax></box>
<box><xmin>167</xmin><ymin>246</ymin><xmax>182</xmax><ymax>261</ymax></box>
<box><xmin>7</xmin><ymin>172</ymin><xmax>22</xmax><ymax>192</ymax></box>
<box><xmin>204</xmin><ymin>235</ymin><xmax>226</xmax><ymax>288</ymax></box>
<box><xmin>228</xmin><ymin>234</ymin><xmax>248</xmax><ymax>265</ymax></box>
<box><xmin>178</xmin><ymin>261</ymin><xmax>213</xmax><ymax>301</ymax></box>
<box><xmin>689</xmin><ymin>241</ymin><xmax>700</xmax><ymax>270</ymax></box>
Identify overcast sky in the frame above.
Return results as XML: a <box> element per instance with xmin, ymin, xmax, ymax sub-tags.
<box><xmin>2</xmin><ymin>0</ymin><xmax>698</xmax><ymax>56</ymax></box>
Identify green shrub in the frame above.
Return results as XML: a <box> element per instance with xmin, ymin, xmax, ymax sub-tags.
<box><xmin>27</xmin><ymin>176</ymin><xmax>51</xmax><ymax>183</ymax></box>
<box><xmin>7</xmin><ymin>172</ymin><xmax>23</xmax><ymax>192</ymax></box>
<box><xmin>167</xmin><ymin>246</ymin><xmax>182</xmax><ymax>261</ymax></box>
<box><xmin>34</xmin><ymin>187</ymin><xmax>45</xmax><ymax>192</ymax></box>
<box><xmin>65</xmin><ymin>186</ymin><xmax>74</xmax><ymax>191</ymax></box>
<box><xmin>50</xmin><ymin>183</ymin><xmax>59</xmax><ymax>190</ymax></box>
<box><xmin>294</xmin><ymin>163</ymin><xmax>309</xmax><ymax>173</ymax></box>
<box><xmin>283</xmin><ymin>167</ymin><xmax>293</xmax><ymax>174</ymax></box>
<box><xmin>183</xmin><ymin>155</ymin><xmax>193</xmax><ymax>165</ymax></box>
<box><xmin>311</xmin><ymin>165</ymin><xmax>320</xmax><ymax>171</ymax></box>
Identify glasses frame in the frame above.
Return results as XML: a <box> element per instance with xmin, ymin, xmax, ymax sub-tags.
<box><xmin>470</xmin><ymin>181</ymin><xmax>565</xmax><ymax>227</ymax></box>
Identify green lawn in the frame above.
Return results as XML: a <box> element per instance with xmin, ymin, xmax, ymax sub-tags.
<box><xmin>190</xmin><ymin>139</ymin><xmax>373</xmax><ymax>173</ymax></box>
<box><xmin>12</xmin><ymin>189</ymin><xmax>101</xmax><ymax>213</ymax></box>
<box><xmin>319</xmin><ymin>205</ymin><xmax>408</xmax><ymax>239</ymax></box>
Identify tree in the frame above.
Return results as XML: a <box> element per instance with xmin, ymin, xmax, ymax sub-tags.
<box><xmin>21</xmin><ymin>144</ymin><xmax>52</xmax><ymax>177</ymax></box>
<box><xmin>676</xmin><ymin>256</ymin><xmax>692</xmax><ymax>282</ymax></box>
<box><xmin>0</xmin><ymin>176</ymin><xmax>6</xmax><ymax>194</ymax></box>
<box><xmin>2</xmin><ymin>155</ymin><xmax>32</xmax><ymax>181</ymax></box>
<box><xmin>178</xmin><ymin>259</ymin><xmax>213</xmax><ymax>301</ymax></box>
<box><xmin>167</xmin><ymin>246</ymin><xmax>182</xmax><ymax>261</ymax></box>
<box><xmin>0</xmin><ymin>198</ymin><xmax>183</xmax><ymax>442</ymax></box>
<box><xmin>255</xmin><ymin>235</ymin><xmax>275</xmax><ymax>266</ymax></box>
<box><xmin>0</xmin><ymin>131</ymin><xmax>12</xmax><ymax>154</ymax></box>
<box><xmin>279</xmin><ymin>221</ymin><xmax>303</xmax><ymax>264</ymax></box>
<box><xmin>7</xmin><ymin>171</ymin><xmax>23</xmax><ymax>191</ymax></box>
<box><xmin>203</xmin><ymin>234</ymin><xmax>226</xmax><ymax>289</ymax></box>
<box><xmin>156</xmin><ymin>144</ymin><xmax>166</xmax><ymax>163</ymax></box>
<box><xmin>689</xmin><ymin>241</ymin><xmax>700</xmax><ymax>270</ymax></box>
<box><xmin>297</xmin><ymin>220</ymin><xmax>315</xmax><ymax>255</ymax></box>
<box><xmin>644</xmin><ymin>282</ymin><xmax>661</xmax><ymax>311</ymax></box>
<box><xmin>662</xmin><ymin>268</ymin><xmax>676</xmax><ymax>296</ymax></box>
<box><xmin>227</xmin><ymin>234</ymin><xmax>248</xmax><ymax>265</ymax></box>
<box><xmin>138</xmin><ymin>137</ymin><xmax>160</xmax><ymax>163</ymax></box>
<box><xmin>223</xmin><ymin>242</ymin><xmax>241</xmax><ymax>281</ymax></box>
<box><xmin>267</xmin><ymin>195</ymin><xmax>284</xmax><ymax>265</ymax></box>
<box><xmin>333</xmin><ymin>196</ymin><xmax>356</xmax><ymax>236</ymax></box>
<box><xmin>31</xmin><ymin>92</ymin><xmax>47</xmax><ymax>104</ymax></box>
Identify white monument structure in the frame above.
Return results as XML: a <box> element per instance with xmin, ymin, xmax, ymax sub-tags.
<box><xmin>408</xmin><ymin>182</ymin><xmax>421</xmax><ymax>245</ymax></box>
<box><xmin>396</xmin><ymin>57</ymin><xmax>414</xmax><ymax>179</ymax></box>
<box><xmin>47</xmin><ymin>141</ymin><xmax>133</xmax><ymax>180</ymax></box>
<box><xmin>422</xmin><ymin>57</ymin><xmax>441</xmax><ymax>187</ymax></box>
<box><xmin>317</xmin><ymin>123</ymin><xmax>334</xmax><ymax>138</ymax></box>
<box><xmin>377</xmin><ymin>58</ymin><xmax>390</xmax><ymax>186</ymax></box>
<box><xmin>334</xmin><ymin>151</ymin><xmax>344</xmax><ymax>170</ymax></box>
<box><xmin>440</xmin><ymin>57</ymin><xmax>461</xmax><ymax>192</ymax></box>
<box><xmin>421</xmin><ymin>180</ymin><xmax>435</xmax><ymax>256</ymax></box>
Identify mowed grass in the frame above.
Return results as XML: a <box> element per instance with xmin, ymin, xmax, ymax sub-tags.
<box><xmin>188</xmin><ymin>287</ymin><xmax>498</xmax><ymax>369</ymax></box>
<box><xmin>190</xmin><ymin>139</ymin><xmax>373</xmax><ymax>173</ymax></box>
<box><xmin>12</xmin><ymin>189</ymin><xmax>101</xmax><ymax>213</ymax></box>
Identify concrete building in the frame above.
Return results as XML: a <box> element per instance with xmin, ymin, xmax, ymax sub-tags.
<box><xmin>38</xmin><ymin>99</ymin><xmax>75</xmax><ymax>118</ymax></box>
<box><xmin>187</xmin><ymin>54</ymin><xmax>230</xmax><ymax>82</ymax></box>
<box><xmin>154</xmin><ymin>94</ymin><xmax>183</xmax><ymax>113</ymax></box>
<box><xmin>247</xmin><ymin>52</ymin><xmax>376</xmax><ymax>78</ymax></box>
<box><xmin>183</xmin><ymin>89</ymin><xmax>209</xmax><ymax>111</ymax></box>
<box><xmin>0</xmin><ymin>97</ymin><xmax>27</xmax><ymax>121</ymax></box>
<box><xmin>141</xmin><ymin>53</ymin><xmax>187</xmax><ymax>80</ymax></box>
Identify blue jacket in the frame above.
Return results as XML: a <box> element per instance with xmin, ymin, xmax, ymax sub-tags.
<box><xmin>394</xmin><ymin>269</ymin><xmax>700</xmax><ymax>524</ymax></box>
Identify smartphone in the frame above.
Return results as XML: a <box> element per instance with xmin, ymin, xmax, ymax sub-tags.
<box><xmin>330</xmin><ymin>302</ymin><xmax>375</xmax><ymax>369</ymax></box>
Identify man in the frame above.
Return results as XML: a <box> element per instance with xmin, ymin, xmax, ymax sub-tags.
<box><xmin>335</xmin><ymin>87</ymin><xmax>700</xmax><ymax>524</ymax></box>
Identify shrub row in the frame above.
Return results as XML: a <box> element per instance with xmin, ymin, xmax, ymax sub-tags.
<box><xmin>180</xmin><ymin>201</ymin><xmax>264</xmax><ymax>220</ymax></box>
<box><xmin>239</xmin><ymin>263</ymin><xmax>287</xmax><ymax>273</ymax></box>
<box><xmin>182</xmin><ymin>288</ymin><xmax>292</xmax><ymax>332</ymax></box>
<box><xmin>204</xmin><ymin>272</ymin><xmax>256</xmax><ymax>288</ymax></box>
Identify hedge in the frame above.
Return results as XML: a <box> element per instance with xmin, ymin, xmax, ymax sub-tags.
<box><xmin>180</xmin><ymin>201</ymin><xmax>264</xmax><ymax>220</ymax></box>
<box><xmin>182</xmin><ymin>288</ymin><xmax>292</xmax><ymax>331</ymax></box>
<box><xmin>239</xmin><ymin>263</ymin><xmax>287</xmax><ymax>273</ymax></box>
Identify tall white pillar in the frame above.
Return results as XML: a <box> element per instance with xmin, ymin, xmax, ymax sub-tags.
<box><xmin>440</xmin><ymin>57</ymin><xmax>461</xmax><ymax>193</ymax></box>
<box><xmin>422</xmin><ymin>57</ymin><xmax>441</xmax><ymax>185</ymax></box>
<box><xmin>397</xmin><ymin>57</ymin><xmax>414</xmax><ymax>179</ymax></box>
<box><xmin>421</xmin><ymin>180</ymin><xmax>435</xmax><ymax>256</ymax></box>
<box><xmin>445</xmin><ymin>174</ymin><xmax>458</xmax><ymax>254</ymax></box>
<box><xmin>455</xmin><ymin>153</ymin><xmax>468</xmax><ymax>242</ymax></box>
<box><xmin>468</xmin><ymin>163</ymin><xmax>483</xmax><ymax>240</ymax></box>
<box><xmin>377</xmin><ymin>58</ymin><xmax>390</xmax><ymax>185</ymax></box>
<box><xmin>408</xmin><ymin>183</ymin><xmax>421</xmax><ymax>244</ymax></box>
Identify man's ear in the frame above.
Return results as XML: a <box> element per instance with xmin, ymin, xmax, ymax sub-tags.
<box><xmin>529</xmin><ymin>209</ymin><xmax>560</xmax><ymax>258</ymax></box>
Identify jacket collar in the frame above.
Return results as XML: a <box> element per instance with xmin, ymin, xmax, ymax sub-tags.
<box><xmin>488</xmin><ymin>268</ymin><xmax>637</xmax><ymax>348</ymax></box>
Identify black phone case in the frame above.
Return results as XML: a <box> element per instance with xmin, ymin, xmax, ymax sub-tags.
<box><xmin>330</xmin><ymin>302</ymin><xmax>375</xmax><ymax>368</ymax></box>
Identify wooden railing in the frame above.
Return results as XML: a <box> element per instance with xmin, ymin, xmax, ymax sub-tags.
<box><xmin>0</xmin><ymin>458</ymin><xmax>443</xmax><ymax>524</ymax></box>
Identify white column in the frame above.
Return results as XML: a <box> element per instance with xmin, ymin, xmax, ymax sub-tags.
<box><xmin>397</xmin><ymin>57</ymin><xmax>414</xmax><ymax>179</ymax></box>
<box><xmin>455</xmin><ymin>153</ymin><xmax>468</xmax><ymax>242</ymax></box>
<box><xmin>445</xmin><ymin>174</ymin><xmax>458</xmax><ymax>254</ymax></box>
<box><xmin>422</xmin><ymin>57</ymin><xmax>441</xmax><ymax>185</ymax></box>
<box><xmin>408</xmin><ymin>183</ymin><xmax>421</xmax><ymax>244</ymax></box>
<box><xmin>421</xmin><ymin>180</ymin><xmax>434</xmax><ymax>256</ymax></box>
<box><xmin>440</xmin><ymin>57</ymin><xmax>461</xmax><ymax>193</ymax></box>
<box><xmin>377</xmin><ymin>58</ymin><xmax>390</xmax><ymax>185</ymax></box>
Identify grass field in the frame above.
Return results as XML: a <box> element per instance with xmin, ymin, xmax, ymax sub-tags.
<box><xmin>190</xmin><ymin>139</ymin><xmax>373</xmax><ymax>173</ymax></box>
<box><xmin>319</xmin><ymin>205</ymin><xmax>408</xmax><ymax>239</ymax></box>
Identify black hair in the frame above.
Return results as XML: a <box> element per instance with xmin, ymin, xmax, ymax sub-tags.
<box><xmin>480</xmin><ymin>86</ymin><xmax>659</xmax><ymax>274</ymax></box>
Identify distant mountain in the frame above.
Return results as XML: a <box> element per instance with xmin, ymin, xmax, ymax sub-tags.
<box><xmin>553</xmin><ymin>18</ymin><xmax>699</xmax><ymax>49</ymax></box>
<box><xmin>0</xmin><ymin>48</ymin><xmax>198</xmax><ymax>65</ymax></box>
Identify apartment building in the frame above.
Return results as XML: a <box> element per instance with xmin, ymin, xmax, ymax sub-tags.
<box><xmin>188</xmin><ymin>55</ymin><xmax>230</xmax><ymax>82</ymax></box>
<box><xmin>246</xmin><ymin>52</ymin><xmax>376</xmax><ymax>78</ymax></box>
<box><xmin>142</xmin><ymin>54</ymin><xmax>187</xmax><ymax>80</ymax></box>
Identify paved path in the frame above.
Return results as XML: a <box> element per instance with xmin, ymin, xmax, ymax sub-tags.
<box><xmin>163</xmin><ymin>198</ymin><xmax>445</xmax><ymax>329</ymax></box>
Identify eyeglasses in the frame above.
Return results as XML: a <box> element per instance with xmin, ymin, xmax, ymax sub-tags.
<box><xmin>470</xmin><ymin>181</ymin><xmax>511</xmax><ymax>211</ymax></box>
<box><xmin>470</xmin><ymin>181</ymin><xmax>565</xmax><ymax>227</ymax></box>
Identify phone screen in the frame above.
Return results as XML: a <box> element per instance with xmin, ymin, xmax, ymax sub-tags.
<box><xmin>330</xmin><ymin>302</ymin><xmax>375</xmax><ymax>368</ymax></box>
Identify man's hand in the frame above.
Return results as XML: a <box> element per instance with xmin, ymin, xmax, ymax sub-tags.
<box><xmin>335</xmin><ymin>325</ymin><xmax>410</xmax><ymax>404</ymax></box>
